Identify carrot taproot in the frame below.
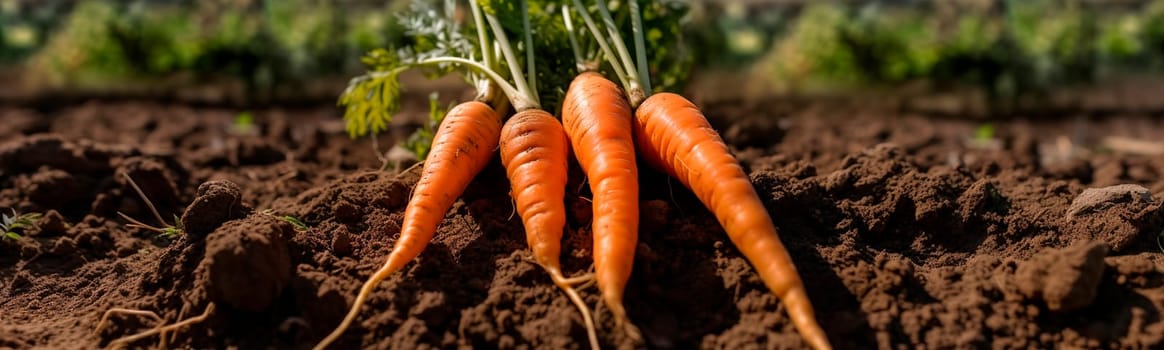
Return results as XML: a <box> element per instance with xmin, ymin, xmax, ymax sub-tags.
<box><xmin>498</xmin><ymin>108</ymin><xmax>600</xmax><ymax>350</ymax></box>
<box><xmin>632</xmin><ymin>92</ymin><xmax>831</xmax><ymax>350</ymax></box>
<box><xmin>561</xmin><ymin>70</ymin><xmax>641</xmax><ymax>340</ymax></box>
<box><xmin>315</xmin><ymin>101</ymin><xmax>501</xmax><ymax>350</ymax></box>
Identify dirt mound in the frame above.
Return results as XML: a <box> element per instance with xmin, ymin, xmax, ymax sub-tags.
<box><xmin>3</xmin><ymin>100</ymin><xmax>1164</xmax><ymax>349</ymax></box>
<box><xmin>181</xmin><ymin>180</ymin><xmax>251</xmax><ymax>238</ymax></box>
<box><xmin>200</xmin><ymin>214</ymin><xmax>294</xmax><ymax>312</ymax></box>
<box><xmin>1014</xmin><ymin>241</ymin><xmax>1109</xmax><ymax>313</ymax></box>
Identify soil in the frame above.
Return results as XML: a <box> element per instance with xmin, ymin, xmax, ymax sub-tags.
<box><xmin>3</xmin><ymin>92</ymin><xmax>1164</xmax><ymax>350</ymax></box>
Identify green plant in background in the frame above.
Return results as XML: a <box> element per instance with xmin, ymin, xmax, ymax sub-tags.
<box><xmin>840</xmin><ymin>5</ymin><xmax>940</xmax><ymax>83</ymax></box>
<box><xmin>2</xmin><ymin>209</ymin><xmax>41</xmax><ymax>240</ymax></box>
<box><xmin>19</xmin><ymin>0</ymin><xmax>407</xmax><ymax>100</ymax></box>
<box><xmin>0</xmin><ymin>0</ymin><xmax>67</xmax><ymax>63</ymax></box>
<box><xmin>13</xmin><ymin>0</ymin><xmax>1164</xmax><ymax>106</ymax></box>
<box><xmin>403</xmin><ymin>92</ymin><xmax>451</xmax><ymax>161</ymax></box>
<box><xmin>637</xmin><ymin>0</ymin><xmax>696</xmax><ymax>94</ymax></box>
<box><xmin>746</xmin><ymin>0</ymin><xmax>1164</xmax><ymax>107</ymax></box>
<box><xmin>1145</xmin><ymin>0</ymin><xmax>1164</xmax><ymax>68</ymax></box>
<box><xmin>111</xmin><ymin>7</ymin><xmax>202</xmax><ymax>76</ymax></box>
<box><xmin>967</xmin><ymin>122</ymin><xmax>1002</xmax><ymax>149</ymax></box>
<box><xmin>974</xmin><ymin>123</ymin><xmax>996</xmax><ymax>141</ymax></box>
<box><xmin>735</xmin><ymin>0</ymin><xmax>1164</xmax><ymax>103</ymax></box>
<box><xmin>1096</xmin><ymin>13</ymin><xmax>1146</xmax><ymax>74</ymax></box>
<box><xmin>1</xmin><ymin>23</ymin><xmax>37</xmax><ymax>50</ymax></box>
<box><xmin>684</xmin><ymin>1</ymin><xmax>785</xmax><ymax>69</ymax></box>
<box><xmin>27</xmin><ymin>1</ymin><xmax>127</xmax><ymax>85</ymax></box>
<box><xmin>1099</xmin><ymin>15</ymin><xmax>1143</xmax><ymax>59</ymax></box>
<box><xmin>927</xmin><ymin>13</ymin><xmax>1006</xmax><ymax>91</ymax></box>
<box><xmin>262</xmin><ymin>0</ymin><xmax>345</xmax><ymax>84</ymax></box>
<box><xmin>763</xmin><ymin>3</ymin><xmax>861</xmax><ymax>91</ymax></box>
<box><xmin>230</xmin><ymin>111</ymin><xmax>256</xmax><ymax>135</ymax></box>
<box><xmin>1005</xmin><ymin>0</ymin><xmax>1096</xmax><ymax>90</ymax></box>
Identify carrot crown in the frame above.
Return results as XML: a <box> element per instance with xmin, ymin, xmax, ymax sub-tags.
<box><xmin>561</xmin><ymin>0</ymin><xmax>649</xmax><ymax>106</ymax></box>
<box><xmin>559</xmin><ymin>0</ymin><xmax>691</xmax><ymax>108</ymax></box>
<box><xmin>337</xmin><ymin>0</ymin><xmax>550</xmax><ymax>140</ymax></box>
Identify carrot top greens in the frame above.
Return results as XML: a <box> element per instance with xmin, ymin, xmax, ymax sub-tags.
<box><xmin>338</xmin><ymin>0</ymin><xmax>577</xmax><ymax>142</ymax></box>
<box><xmin>338</xmin><ymin>0</ymin><xmax>478</xmax><ymax>139</ymax></box>
<box><xmin>562</xmin><ymin>0</ymin><xmax>691</xmax><ymax>107</ymax></box>
<box><xmin>338</xmin><ymin>0</ymin><xmax>693</xmax><ymax>141</ymax></box>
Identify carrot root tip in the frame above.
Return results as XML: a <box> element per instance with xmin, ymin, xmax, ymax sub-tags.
<box><xmin>315</xmin><ymin>262</ymin><xmax>401</xmax><ymax>350</ymax></box>
<box><xmin>550</xmin><ymin>271</ymin><xmax>601</xmax><ymax>350</ymax></box>
<box><xmin>603</xmin><ymin>302</ymin><xmax>642</xmax><ymax>343</ymax></box>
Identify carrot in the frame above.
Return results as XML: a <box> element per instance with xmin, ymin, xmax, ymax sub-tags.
<box><xmin>315</xmin><ymin>101</ymin><xmax>501</xmax><ymax>350</ymax></box>
<box><xmin>319</xmin><ymin>1</ymin><xmax>603</xmax><ymax>349</ymax></box>
<box><xmin>561</xmin><ymin>1</ymin><xmax>645</xmax><ymax>339</ymax></box>
<box><xmin>560</xmin><ymin>70</ymin><xmax>642</xmax><ymax>340</ymax></box>
<box><xmin>564</xmin><ymin>1</ymin><xmax>832</xmax><ymax>348</ymax></box>
<box><xmin>633</xmin><ymin>93</ymin><xmax>832</xmax><ymax>350</ymax></box>
<box><xmin>498</xmin><ymin>108</ymin><xmax>600</xmax><ymax>349</ymax></box>
<box><xmin>483</xmin><ymin>2</ymin><xmax>605</xmax><ymax>347</ymax></box>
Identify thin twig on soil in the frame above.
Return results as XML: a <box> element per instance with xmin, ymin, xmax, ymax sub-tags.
<box><xmin>117</xmin><ymin>173</ymin><xmax>183</xmax><ymax>238</ymax></box>
<box><xmin>95</xmin><ymin>308</ymin><xmax>163</xmax><ymax>336</ymax></box>
<box><xmin>394</xmin><ymin>160</ymin><xmax>425</xmax><ymax>179</ymax></box>
<box><xmin>121</xmin><ymin>173</ymin><xmax>168</xmax><ymax>227</ymax></box>
<box><xmin>95</xmin><ymin>303</ymin><xmax>216</xmax><ymax>350</ymax></box>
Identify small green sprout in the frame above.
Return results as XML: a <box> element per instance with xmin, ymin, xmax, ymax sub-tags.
<box><xmin>966</xmin><ymin>122</ymin><xmax>1002</xmax><ymax>150</ymax></box>
<box><xmin>974</xmin><ymin>123</ymin><xmax>995</xmax><ymax>141</ymax></box>
<box><xmin>163</xmin><ymin>215</ymin><xmax>183</xmax><ymax>238</ymax></box>
<box><xmin>260</xmin><ymin>209</ymin><xmax>309</xmax><ymax>231</ymax></box>
<box><xmin>2</xmin><ymin>209</ymin><xmax>40</xmax><ymax>240</ymax></box>
<box><xmin>230</xmin><ymin>111</ymin><xmax>256</xmax><ymax>135</ymax></box>
<box><xmin>280</xmin><ymin>216</ymin><xmax>309</xmax><ymax>231</ymax></box>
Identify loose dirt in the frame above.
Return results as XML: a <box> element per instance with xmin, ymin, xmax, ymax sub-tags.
<box><xmin>3</xmin><ymin>97</ymin><xmax>1164</xmax><ymax>349</ymax></box>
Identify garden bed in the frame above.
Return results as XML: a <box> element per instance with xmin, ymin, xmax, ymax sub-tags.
<box><xmin>2</xmin><ymin>92</ymin><xmax>1164</xmax><ymax>349</ymax></box>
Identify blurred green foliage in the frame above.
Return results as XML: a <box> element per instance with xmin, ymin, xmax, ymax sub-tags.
<box><xmin>403</xmin><ymin>92</ymin><xmax>450</xmax><ymax>160</ymax></box>
<box><xmin>18</xmin><ymin>0</ymin><xmax>405</xmax><ymax>99</ymax></box>
<box><xmin>0</xmin><ymin>0</ymin><xmax>65</xmax><ymax>63</ymax></box>
<box><xmin>10</xmin><ymin>0</ymin><xmax>1164</xmax><ymax>102</ymax></box>
<box><xmin>738</xmin><ymin>0</ymin><xmax>1164</xmax><ymax>99</ymax></box>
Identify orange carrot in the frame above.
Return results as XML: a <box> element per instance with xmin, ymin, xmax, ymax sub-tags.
<box><xmin>315</xmin><ymin>101</ymin><xmax>501</xmax><ymax>350</ymax></box>
<box><xmin>633</xmin><ymin>92</ymin><xmax>831</xmax><ymax>350</ymax></box>
<box><xmin>561</xmin><ymin>71</ymin><xmax>641</xmax><ymax>340</ymax></box>
<box><xmin>562</xmin><ymin>0</ymin><xmax>830</xmax><ymax>346</ymax></box>
<box><xmin>498</xmin><ymin>108</ymin><xmax>599</xmax><ymax>349</ymax></box>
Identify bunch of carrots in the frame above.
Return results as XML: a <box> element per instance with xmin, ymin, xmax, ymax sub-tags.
<box><xmin>315</xmin><ymin>1</ymin><xmax>832</xmax><ymax>350</ymax></box>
